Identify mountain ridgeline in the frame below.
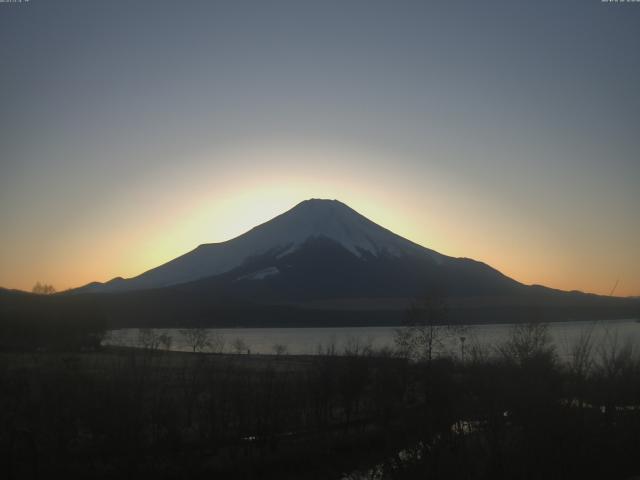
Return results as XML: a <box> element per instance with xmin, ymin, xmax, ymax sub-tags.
<box><xmin>8</xmin><ymin>199</ymin><xmax>640</xmax><ymax>328</ymax></box>
<box><xmin>79</xmin><ymin>199</ymin><xmax>519</xmax><ymax>297</ymax></box>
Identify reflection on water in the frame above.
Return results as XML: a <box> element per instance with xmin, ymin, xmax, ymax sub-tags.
<box><xmin>103</xmin><ymin>319</ymin><xmax>640</xmax><ymax>358</ymax></box>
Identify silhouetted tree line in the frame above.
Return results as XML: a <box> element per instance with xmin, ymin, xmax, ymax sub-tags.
<box><xmin>31</xmin><ymin>282</ymin><xmax>56</xmax><ymax>295</ymax></box>
<box><xmin>0</xmin><ymin>293</ymin><xmax>106</xmax><ymax>351</ymax></box>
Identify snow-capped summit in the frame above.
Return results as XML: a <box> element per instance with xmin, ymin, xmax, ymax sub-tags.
<box><xmin>81</xmin><ymin>199</ymin><xmax>444</xmax><ymax>293</ymax></box>
<box><xmin>237</xmin><ymin>199</ymin><xmax>442</xmax><ymax>260</ymax></box>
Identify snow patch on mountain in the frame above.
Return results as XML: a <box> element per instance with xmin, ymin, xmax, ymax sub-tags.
<box><xmin>236</xmin><ymin>266</ymin><xmax>280</xmax><ymax>282</ymax></box>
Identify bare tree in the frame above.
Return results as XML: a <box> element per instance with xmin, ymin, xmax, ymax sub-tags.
<box><xmin>179</xmin><ymin>328</ymin><xmax>211</xmax><ymax>353</ymax></box>
<box><xmin>596</xmin><ymin>330</ymin><xmax>636</xmax><ymax>381</ymax></box>
<box><xmin>592</xmin><ymin>330</ymin><xmax>639</xmax><ymax>423</ymax></box>
<box><xmin>158</xmin><ymin>332</ymin><xmax>173</xmax><ymax>351</ymax></box>
<box><xmin>208</xmin><ymin>332</ymin><xmax>225</xmax><ymax>353</ymax></box>
<box><xmin>343</xmin><ymin>336</ymin><xmax>373</xmax><ymax>357</ymax></box>
<box><xmin>232</xmin><ymin>337</ymin><xmax>248</xmax><ymax>354</ymax></box>
<box><xmin>498</xmin><ymin>322</ymin><xmax>556</xmax><ymax>366</ymax></box>
<box><xmin>138</xmin><ymin>328</ymin><xmax>162</xmax><ymax>351</ymax></box>
<box><xmin>394</xmin><ymin>292</ymin><xmax>463</xmax><ymax>362</ymax></box>
<box><xmin>567</xmin><ymin>328</ymin><xmax>595</xmax><ymax>378</ymax></box>
<box><xmin>272</xmin><ymin>343</ymin><xmax>288</xmax><ymax>356</ymax></box>
<box><xmin>467</xmin><ymin>337</ymin><xmax>491</xmax><ymax>364</ymax></box>
<box><xmin>565</xmin><ymin>327</ymin><xmax>596</xmax><ymax>408</ymax></box>
<box><xmin>32</xmin><ymin>282</ymin><xmax>56</xmax><ymax>295</ymax></box>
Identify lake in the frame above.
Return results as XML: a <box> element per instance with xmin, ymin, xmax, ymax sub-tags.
<box><xmin>104</xmin><ymin>318</ymin><xmax>640</xmax><ymax>359</ymax></box>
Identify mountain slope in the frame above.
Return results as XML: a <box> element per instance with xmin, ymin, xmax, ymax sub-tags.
<box><xmin>173</xmin><ymin>235</ymin><xmax>524</xmax><ymax>301</ymax></box>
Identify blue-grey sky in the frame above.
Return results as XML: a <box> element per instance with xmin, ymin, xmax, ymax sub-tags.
<box><xmin>1</xmin><ymin>0</ymin><xmax>639</xmax><ymax>295</ymax></box>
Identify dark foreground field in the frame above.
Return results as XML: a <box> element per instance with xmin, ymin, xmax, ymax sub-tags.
<box><xmin>2</xmin><ymin>330</ymin><xmax>640</xmax><ymax>480</ymax></box>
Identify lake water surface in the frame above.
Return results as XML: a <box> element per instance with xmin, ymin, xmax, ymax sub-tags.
<box><xmin>104</xmin><ymin>318</ymin><xmax>640</xmax><ymax>359</ymax></box>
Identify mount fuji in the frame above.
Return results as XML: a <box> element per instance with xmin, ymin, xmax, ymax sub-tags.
<box><xmin>79</xmin><ymin>199</ymin><xmax>513</xmax><ymax>295</ymax></box>
<box><xmin>67</xmin><ymin>199</ymin><xmax>636</xmax><ymax>326</ymax></box>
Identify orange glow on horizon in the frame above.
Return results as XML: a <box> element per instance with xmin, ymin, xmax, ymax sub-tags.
<box><xmin>1</xmin><ymin>143</ymin><xmax>638</xmax><ymax>297</ymax></box>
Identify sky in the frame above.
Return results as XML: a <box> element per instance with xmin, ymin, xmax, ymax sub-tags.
<box><xmin>0</xmin><ymin>0</ymin><xmax>639</xmax><ymax>296</ymax></box>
